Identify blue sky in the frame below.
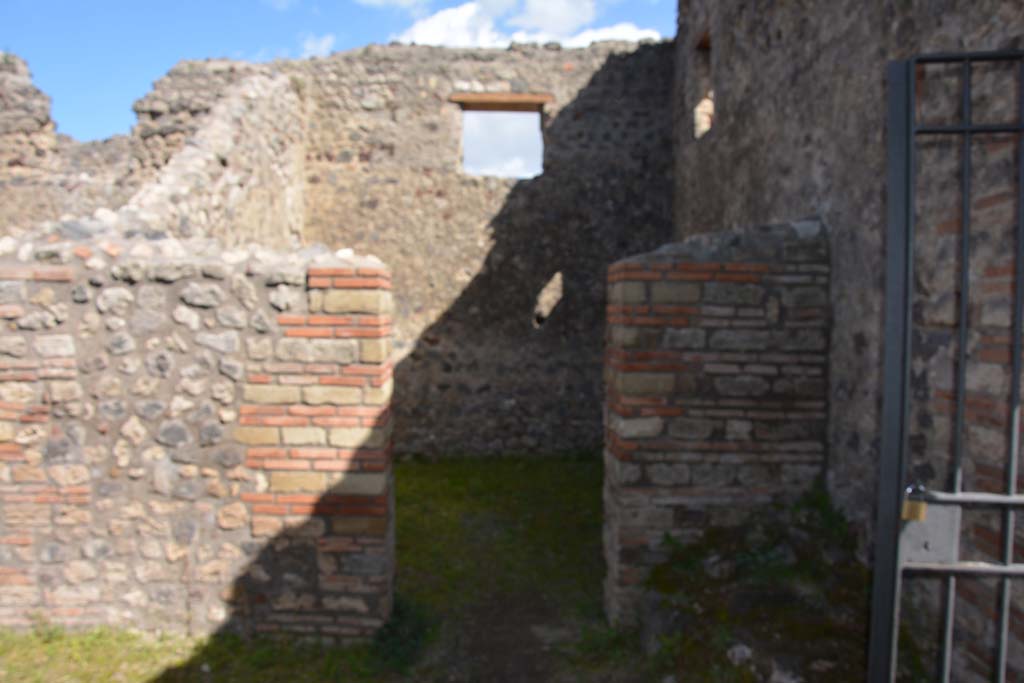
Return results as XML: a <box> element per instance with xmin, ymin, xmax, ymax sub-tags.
<box><xmin>0</xmin><ymin>0</ymin><xmax>675</xmax><ymax>142</ymax></box>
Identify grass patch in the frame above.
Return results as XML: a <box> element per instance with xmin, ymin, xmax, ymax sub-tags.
<box><xmin>149</xmin><ymin>632</ymin><xmax>383</xmax><ymax>682</ymax></box>
<box><xmin>371</xmin><ymin>595</ymin><xmax>431</xmax><ymax>673</ymax></box>
<box><xmin>395</xmin><ymin>456</ymin><xmax>606</xmax><ymax>619</ymax></box>
<box><xmin>0</xmin><ymin>456</ymin><xmax>629</xmax><ymax>682</ymax></box>
<box><xmin>0</xmin><ymin>626</ymin><xmax>193</xmax><ymax>683</ymax></box>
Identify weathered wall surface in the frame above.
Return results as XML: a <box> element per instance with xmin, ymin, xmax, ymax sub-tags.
<box><xmin>116</xmin><ymin>71</ymin><xmax>306</xmax><ymax>248</ymax></box>
<box><xmin>603</xmin><ymin>221</ymin><xmax>830</xmax><ymax>624</ymax></box>
<box><xmin>0</xmin><ymin>234</ymin><xmax>394</xmax><ymax>640</ymax></box>
<box><xmin>130</xmin><ymin>60</ymin><xmax>261</xmax><ymax>176</ymax></box>
<box><xmin>287</xmin><ymin>42</ymin><xmax>674</xmax><ymax>454</ymax></box>
<box><xmin>673</xmin><ymin>0</ymin><xmax>1023</xmax><ymax>542</ymax></box>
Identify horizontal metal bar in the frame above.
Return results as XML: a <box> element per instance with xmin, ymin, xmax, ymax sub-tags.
<box><xmin>913</xmin><ymin>491</ymin><xmax>1024</xmax><ymax>507</ymax></box>
<box><xmin>915</xmin><ymin>50</ymin><xmax>1024</xmax><ymax>64</ymax></box>
<box><xmin>904</xmin><ymin>562</ymin><xmax>1024</xmax><ymax>577</ymax></box>
<box><xmin>916</xmin><ymin>123</ymin><xmax>1024</xmax><ymax>135</ymax></box>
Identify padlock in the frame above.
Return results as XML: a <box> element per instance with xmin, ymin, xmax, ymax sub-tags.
<box><xmin>901</xmin><ymin>498</ymin><xmax>928</xmax><ymax>521</ymax></box>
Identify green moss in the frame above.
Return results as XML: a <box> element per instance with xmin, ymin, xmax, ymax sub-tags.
<box><xmin>646</xmin><ymin>485</ymin><xmax>871</xmax><ymax>681</ymax></box>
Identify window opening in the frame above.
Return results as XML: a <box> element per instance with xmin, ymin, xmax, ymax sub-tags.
<box><xmin>693</xmin><ymin>30</ymin><xmax>714</xmax><ymax>139</ymax></box>
<box><xmin>450</xmin><ymin>92</ymin><xmax>552</xmax><ymax>179</ymax></box>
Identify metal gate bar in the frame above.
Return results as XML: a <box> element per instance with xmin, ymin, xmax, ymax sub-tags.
<box><xmin>939</xmin><ymin>56</ymin><xmax>973</xmax><ymax>683</ymax></box>
<box><xmin>870</xmin><ymin>50</ymin><xmax>1024</xmax><ymax>682</ymax></box>
<box><xmin>998</xmin><ymin>56</ymin><xmax>1024</xmax><ymax>683</ymax></box>
<box><xmin>868</xmin><ymin>58</ymin><xmax>913</xmax><ymax>683</ymax></box>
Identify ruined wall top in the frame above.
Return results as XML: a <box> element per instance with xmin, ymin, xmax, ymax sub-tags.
<box><xmin>1</xmin><ymin>39</ymin><xmax>668</xmax><ymax>241</ymax></box>
<box><xmin>0</xmin><ymin>53</ymin><xmax>50</xmax><ymax>133</ymax></box>
<box><xmin>0</xmin><ymin>53</ymin><xmax>137</xmax><ymax>236</ymax></box>
<box><xmin>616</xmin><ymin>220</ymin><xmax>828</xmax><ymax>267</ymax></box>
<box><xmin>0</xmin><ymin>52</ymin><xmax>56</xmax><ymax>172</ymax></box>
<box><xmin>130</xmin><ymin>40</ymin><xmax>665</xmax><ymax>172</ymax></box>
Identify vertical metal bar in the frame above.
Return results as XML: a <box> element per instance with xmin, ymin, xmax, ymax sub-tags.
<box><xmin>939</xmin><ymin>58</ymin><xmax>973</xmax><ymax>683</ymax></box>
<box><xmin>952</xmin><ymin>60</ymin><xmax>971</xmax><ymax>499</ymax></box>
<box><xmin>940</xmin><ymin>577</ymin><xmax>956</xmax><ymax>681</ymax></box>
<box><xmin>869</xmin><ymin>59</ymin><xmax>913</xmax><ymax>683</ymax></box>
<box><xmin>900</xmin><ymin>58</ymin><xmax>920</xmax><ymax>683</ymax></box>
<box><xmin>995</xmin><ymin>55</ymin><xmax>1024</xmax><ymax>683</ymax></box>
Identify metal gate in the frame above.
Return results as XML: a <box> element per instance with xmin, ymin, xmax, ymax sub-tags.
<box><xmin>869</xmin><ymin>51</ymin><xmax>1024</xmax><ymax>681</ymax></box>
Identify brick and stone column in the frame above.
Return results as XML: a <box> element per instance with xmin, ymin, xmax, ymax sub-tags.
<box><xmin>0</xmin><ymin>265</ymin><xmax>90</xmax><ymax>625</ymax></box>
<box><xmin>237</xmin><ymin>262</ymin><xmax>394</xmax><ymax>639</ymax></box>
<box><xmin>603</xmin><ymin>221</ymin><xmax>830</xmax><ymax>625</ymax></box>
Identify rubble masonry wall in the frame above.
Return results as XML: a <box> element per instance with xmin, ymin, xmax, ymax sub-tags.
<box><xmin>0</xmin><ymin>236</ymin><xmax>394</xmax><ymax>640</ymax></box>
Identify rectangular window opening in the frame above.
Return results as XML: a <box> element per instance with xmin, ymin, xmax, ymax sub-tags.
<box><xmin>450</xmin><ymin>92</ymin><xmax>552</xmax><ymax>179</ymax></box>
<box><xmin>693</xmin><ymin>30</ymin><xmax>714</xmax><ymax>140</ymax></box>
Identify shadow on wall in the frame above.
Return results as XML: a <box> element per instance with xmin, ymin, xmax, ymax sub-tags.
<box><xmin>148</xmin><ymin>42</ymin><xmax>674</xmax><ymax>679</ymax></box>
<box><xmin>392</xmin><ymin>42</ymin><xmax>675</xmax><ymax>456</ymax></box>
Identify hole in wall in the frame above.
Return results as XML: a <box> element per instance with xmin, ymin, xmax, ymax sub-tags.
<box><xmin>461</xmin><ymin>110</ymin><xmax>543</xmax><ymax>179</ymax></box>
<box><xmin>693</xmin><ymin>29</ymin><xmax>714</xmax><ymax>140</ymax></box>
<box><xmin>694</xmin><ymin>91</ymin><xmax>714</xmax><ymax>140</ymax></box>
<box><xmin>533</xmin><ymin>271</ymin><xmax>563</xmax><ymax>328</ymax></box>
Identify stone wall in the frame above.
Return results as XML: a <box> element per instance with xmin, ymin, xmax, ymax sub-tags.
<box><xmin>130</xmin><ymin>60</ymin><xmax>261</xmax><ymax>176</ymax></box>
<box><xmin>0</xmin><ymin>56</ymin><xmax>303</xmax><ymax>250</ymax></box>
<box><xmin>115</xmin><ymin>71</ymin><xmax>306</xmax><ymax>249</ymax></box>
<box><xmin>0</xmin><ymin>53</ymin><xmax>56</xmax><ymax>172</ymax></box>
<box><xmin>672</xmin><ymin>0</ymin><xmax>1023</xmax><ymax>543</ymax></box>
<box><xmin>602</xmin><ymin>221</ymin><xmax>830</xmax><ymax>624</ymax></box>
<box><xmin>0</xmin><ymin>234</ymin><xmax>394</xmax><ymax>640</ymax></box>
<box><xmin>287</xmin><ymin>42</ymin><xmax>675</xmax><ymax>455</ymax></box>
<box><xmin>1</xmin><ymin>41</ymin><xmax>674</xmax><ymax>456</ymax></box>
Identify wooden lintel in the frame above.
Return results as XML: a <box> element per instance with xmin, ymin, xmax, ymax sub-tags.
<box><xmin>449</xmin><ymin>92</ymin><xmax>554</xmax><ymax>112</ymax></box>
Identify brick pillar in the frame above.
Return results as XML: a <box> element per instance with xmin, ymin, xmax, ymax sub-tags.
<box><xmin>0</xmin><ymin>265</ymin><xmax>95</xmax><ymax>627</ymax></box>
<box><xmin>603</xmin><ymin>221</ymin><xmax>830</xmax><ymax>625</ymax></box>
<box><xmin>236</xmin><ymin>261</ymin><xmax>394</xmax><ymax>640</ymax></box>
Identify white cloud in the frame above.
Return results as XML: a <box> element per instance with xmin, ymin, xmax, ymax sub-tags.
<box><xmin>508</xmin><ymin>0</ymin><xmax>594</xmax><ymax>36</ymax></box>
<box><xmin>462</xmin><ymin>110</ymin><xmax>542</xmax><ymax>179</ymax></box>
<box><xmin>474</xmin><ymin>154</ymin><xmax>533</xmax><ymax>177</ymax></box>
<box><xmin>263</xmin><ymin>0</ymin><xmax>299</xmax><ymax>10</ymax></box>
<box><xmin>478</xmin><ymin>0</ymin><xmax>518</xmax><ymax>15</ymax></box>
<box><xmin>561</xmin><ymin>22</ymin><xmax>660</xmax><ymax>47</ymax></box>
<box><xmin>301</xmin><ymin>33</ymin><xmax>336</xmax><ymax>57</ymax></box>
<box><xmin>396</xmin><ymin>3</ymin><xmax>507</xmax><ymax>48</ymax></box>
<box><xmin>394</xmin><ymin>1</ymin><xmax>661</xmax><ymax>48</ymax></box>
